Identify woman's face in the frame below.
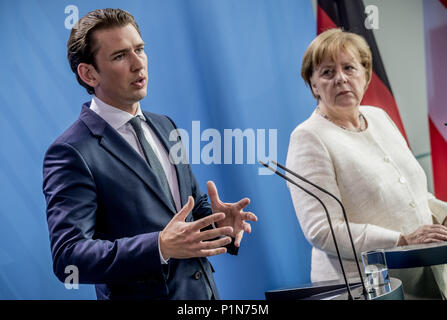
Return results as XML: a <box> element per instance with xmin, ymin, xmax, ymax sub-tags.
<box><xmin>310</xmin><ymin>50</ymin><xmax>367</xmax><ymax>110</ymax></box>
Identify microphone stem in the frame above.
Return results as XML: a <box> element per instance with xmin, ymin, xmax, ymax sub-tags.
<box><xmin>273</xmin><ymin>161</ymin><xmax>368</xmax><ymax>297</ymax></box>
<box><xmin>261</xmin><ymin>162</ymin><xmax>354</xmax><ymax>300</ymax></box>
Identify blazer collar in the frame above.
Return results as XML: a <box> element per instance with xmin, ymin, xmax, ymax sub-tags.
<box><xmin>79</xmin><ymin>102</ymin><xmax>107</xmax><ymax>136</ymax></box>
<box><xmin>79</xmin><ymin>102</ymin><xmax>177</xmax><ymax>214</ymax></box>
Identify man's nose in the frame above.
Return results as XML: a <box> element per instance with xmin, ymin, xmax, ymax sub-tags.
<box><xmin>130</xmin><ymin>52</ymin><xmax>146</xmax><ymax>71</ymax></box>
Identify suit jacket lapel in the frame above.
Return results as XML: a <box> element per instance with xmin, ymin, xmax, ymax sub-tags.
<box><xmin>143</xmin><ymin>111</ymin><xmax>190</xmax><ymax>209</ymax></box>
<box><xmin>80</xmin><ymin>104</ymin><xmax>177</xmax><ymax>214</ymax></box>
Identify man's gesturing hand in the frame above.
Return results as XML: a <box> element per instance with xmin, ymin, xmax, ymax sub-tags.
<box><xmin>159</xmin><ymin>196</ymin><xmax>234</xmax><ymax>260</ymax></box>
<box><xmin>207</xmin><ymin>181</ymin><xmax>258</xmax><ymax>248</ymax></box>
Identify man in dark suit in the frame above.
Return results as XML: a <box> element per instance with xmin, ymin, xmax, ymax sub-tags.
<box><xmin>42</xmin><ymin>8</ymin><xmax>257</xmax><ymax>300</ymax></box>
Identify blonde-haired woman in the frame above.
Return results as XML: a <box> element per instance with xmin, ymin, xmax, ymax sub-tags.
<box><xmin>286</xmin><ymin>29</ymin><xmax>447</xmax><ymax>299</ymax></box>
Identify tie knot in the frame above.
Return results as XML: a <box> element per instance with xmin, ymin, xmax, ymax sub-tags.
<box><xmin>128</xmin><ymin>116</ymin><xmax>143</xmax><ymax>131</ymax></box>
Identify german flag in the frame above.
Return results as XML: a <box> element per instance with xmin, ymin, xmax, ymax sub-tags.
<box><xmin>317</xmin><ymin>0</ymin><xmax>408</xmax><ymax>144</ymax></box>
<box><xmin>425</xmin><ymin>0</ymin><xmax>447</xmax><ymax>201</ymax></box>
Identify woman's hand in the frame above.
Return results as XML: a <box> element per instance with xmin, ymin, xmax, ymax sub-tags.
<box><xmin>398</xmin><ymin>224</ymin><xmax>447</xmax><ymax>246</ymax></box>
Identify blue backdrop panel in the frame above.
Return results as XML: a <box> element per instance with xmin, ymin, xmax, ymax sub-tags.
<box><xmin>0</xmin><ymin>0</ymin><xmax>316</xmax><ymax>299</ymax></box>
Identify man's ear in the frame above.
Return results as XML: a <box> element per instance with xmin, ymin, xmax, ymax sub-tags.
<box><xmin>77</xmin><ymin>63</ymin><xmax>99</xmax><ymax>88</ymax></box>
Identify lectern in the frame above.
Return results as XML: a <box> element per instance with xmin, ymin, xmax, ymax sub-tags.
<box><xmin>384</xmin><ymin>241</ymin><xmax>447</xmax><ymax>269</ymax></box>
<box><xmin>265</xmin><ymin>278</ymin><xmax>403</xmax><ymax>300</ymax></box>
<box><xmin>266</xmin><ymin>241</ymin><xmax>447</xmax><ymax>300</ymax></box>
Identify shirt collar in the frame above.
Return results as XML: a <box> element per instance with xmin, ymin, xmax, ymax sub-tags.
<box><xmin>90</xmin><ymin>95</ymin><xmax>146</xmax><ymax>130</ymax></box>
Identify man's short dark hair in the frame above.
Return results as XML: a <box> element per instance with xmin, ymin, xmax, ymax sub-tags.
<box><xmin>67</xmin><ymin>8</ymin><xmax>142</xmax><ymax>94</ymax></box>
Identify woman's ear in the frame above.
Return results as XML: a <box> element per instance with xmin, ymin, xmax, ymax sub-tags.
<box><xmin>77</xmin><ymin>63</ymin><xmax>99</xmax><ymax>89</ymax></box>
<box><xmin>364</xmin><ymin>74</ymin><xmax>371</xmax><ymax>92</ymax></box>
<box><xmin>310</xmin><ymin>81</ymin><xmax>320</xmax><ymax>99</ymax></box>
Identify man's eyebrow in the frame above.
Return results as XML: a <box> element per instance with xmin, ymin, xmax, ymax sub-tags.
<box><xmin>110</xmin><ymin>48</ymin><xmax>128</xmax><ymax>57</ymax></box>
<box><xmin>110</xmin><ymin>42</ymin><xmax>145</xmax><ymax>57</ymax></box>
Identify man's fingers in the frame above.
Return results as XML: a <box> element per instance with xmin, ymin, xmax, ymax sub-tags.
<box><xmin>175</xmin><ymin>196</ymin><xmax>194</xmax><ymax>221</ymax></box>
<box><xmin>243</xmin><ymin>222</ymin><xmax>252</xmax><ymax>234</ymax></box>
<box><xmin>192</xmin><ymin>212</ymin><xmax>225</xmax><ymax>231</ymax></box>
<box><xmin>206</xmin><ymin>181</ymin><xmax>221</xmax><ymax>206</ymax></box>
<box><xmin>241</xmin><ymin>211</ymin><xmax>258</xmax><ymax>222</ymax></box>
<box><xmin>234</xmin><ymin>230</ymin><xmax>244</xmax><ymax>247</ymax></box>
<box><xmin>199</xmin><ymin>248</ymin><xmax>227</xmax><ymax>257</ymax></box>
<box><xmin>200</xmin><ymin>236</ymin><xmax>232</xmax><ymax>249</ymax></box>
<box><xmin>235</xmin><ymin>222</ymin><xmax>253</xmax><ymax>247</ymax></box>
<box><xmin>235</xmin><ymin>198</ymin><xmax>250</xmax><ymax>210</ymax></box>
<box><xmin>197</xmin><ymin>227</ymin><xmax>234</xmax><ymax>241</ymax></box>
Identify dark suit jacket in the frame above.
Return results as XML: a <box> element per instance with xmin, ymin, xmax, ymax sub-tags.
<box><xmin>42</xmin><ymin>103</ymin><xmax>221</xmax><ymax>300</ymax></box>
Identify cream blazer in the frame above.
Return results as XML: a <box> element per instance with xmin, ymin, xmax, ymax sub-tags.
<box><xmin>286</xmin><ymin>106</ymin><xmax>447</xmax><ymax>298</ymax></box>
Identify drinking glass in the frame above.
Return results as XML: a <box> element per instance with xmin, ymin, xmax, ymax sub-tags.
<box><xmin>361</xmin><ymin>249</ymin><xmax>391</xmax><ymax>299</ymax></box>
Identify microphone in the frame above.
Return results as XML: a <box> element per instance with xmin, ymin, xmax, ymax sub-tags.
<box><xmin>260</xmin><ymin>160</ymin><xmax>367</xmax><ymax>299</ymax></box>
<box><xmin>259</xmin><ymin>161</ymin><xmax>354</xmax><ymax>300</ymax></box>
<box><xmin>271</xmin><ymin>160</ymin><xmax>368</xmax><ymax>297</ymax></box>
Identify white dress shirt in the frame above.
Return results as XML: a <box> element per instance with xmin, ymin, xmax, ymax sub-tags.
<box><xmin>90</xmin><ymin>95</ymin><xmax>180</xmax><ymax>263</ymax></box>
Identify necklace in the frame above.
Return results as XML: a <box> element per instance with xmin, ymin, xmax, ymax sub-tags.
<box><xmin>316</xmin><ymin>107</ymin><xmax>366</xmax><ymax>132</ymax></box>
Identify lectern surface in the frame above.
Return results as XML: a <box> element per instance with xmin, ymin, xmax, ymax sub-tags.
<box><xmin>384</xmin><ymin>241</ymin><xmax>447</xmax><ymax>269</ymax></box>
<box><xmin>265</xmin><ymin>278</ymin><xmax>403</xmax><ymax>300</ymax></box>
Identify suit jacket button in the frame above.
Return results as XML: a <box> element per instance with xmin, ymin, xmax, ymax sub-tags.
<box><xmin>194</xmin><ymin>271</ymin><xmax>202</xmax><ymax>280</ymax></box>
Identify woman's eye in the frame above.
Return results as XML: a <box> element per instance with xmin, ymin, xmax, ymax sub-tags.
<box><xmin>114</xmin><ymin>54</ymin><xmax>124</xmax><ymax>61</ymax></box>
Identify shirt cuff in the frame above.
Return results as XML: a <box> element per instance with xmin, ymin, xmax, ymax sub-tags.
<box><xmin>158</xmin><ymin>232</ymin><xmax>169</xmax><ymax>264</ymax></box>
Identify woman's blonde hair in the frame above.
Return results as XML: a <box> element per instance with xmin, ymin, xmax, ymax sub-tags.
<box><xmin>301</xmin><ymin>28</ymin><xmax>372</xmax><ymax>98</ymax></box>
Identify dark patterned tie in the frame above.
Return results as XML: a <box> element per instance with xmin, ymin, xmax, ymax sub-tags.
<box><xmin>128</xmin><ymin>116</ymin><xmax>176</xmax><ymax>210</ymax></box>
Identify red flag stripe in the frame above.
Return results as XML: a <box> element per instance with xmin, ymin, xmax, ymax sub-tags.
<box><xmin>429</xmin><ymin>117</ymin><xmax>447</xmax><ymax>200</ymax></box>
<box><xmin>361</xmin><ymin>72</ymin><xmax>408</xmax><ymax>142</ymax></box>
<box><xmin>317</xmin><ymin>5</ymin><xmax>337</xmax><ymax>34</ymax></box>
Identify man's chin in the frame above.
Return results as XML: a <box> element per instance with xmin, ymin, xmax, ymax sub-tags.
<box><xmin>132</xmin><ymin>89</ymin><xmax>148</xmax><ymax>102</ymax></box>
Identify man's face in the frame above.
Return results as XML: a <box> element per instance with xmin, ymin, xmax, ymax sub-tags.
<box><xmin>92</xmin><ymin>24</ymin><xmax>148</xmax><ymax>112</ymax></box>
